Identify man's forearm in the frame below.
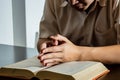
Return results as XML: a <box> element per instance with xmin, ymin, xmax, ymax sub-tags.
<box><xmin>80</xmin><ymin>45</ymin><xmax>120</xmax><ymax>64</ymax></box>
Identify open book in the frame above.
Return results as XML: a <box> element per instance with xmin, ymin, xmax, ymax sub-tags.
<box><xmin>0</xmin><ymin>56</ymin><xmax>109</xmax><ymax>80</ymax></box>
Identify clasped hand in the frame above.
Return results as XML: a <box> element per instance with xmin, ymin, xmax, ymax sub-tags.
<box><xmin>38</xmin><ymin>34</ymin><xmax>81</xmax><ymax>67</ymax></box>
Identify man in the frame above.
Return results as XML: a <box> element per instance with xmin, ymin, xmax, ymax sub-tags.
<box><xmin>37</xmin><ymin>0</ymin><xmax>120</xmax><ymax>67</ymax></box>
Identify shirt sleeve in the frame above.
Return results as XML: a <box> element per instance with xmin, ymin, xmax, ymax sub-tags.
<box><xmin>39</xmin><ymin>0</ymin><xmax>59</xmax><ymax>39</ymax></box>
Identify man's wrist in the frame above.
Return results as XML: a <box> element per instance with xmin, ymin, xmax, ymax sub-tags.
<box><xmin>78</xmin><ymin>46</ymin><xmax>95</xmax><ymax>61</ymax></box>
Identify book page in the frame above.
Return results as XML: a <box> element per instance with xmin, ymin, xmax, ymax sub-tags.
<box><xmin>45</xmin><ymin>61</ymin><xmax>99</xmax><ymax>75</ymax></box>
<box><xmin>72</xmin><ymin>62</ymin><xmax>109</xmax><ymax>80</ymax></box>
<box><xmin>3</xmin><ymin>56</ymin><xmax>43</xmax><ymax>69</ymax></box>
<box><xmin>0</xmin><ymin>56</ymin><xmax>49</xmax><ymax>79</ymax></box>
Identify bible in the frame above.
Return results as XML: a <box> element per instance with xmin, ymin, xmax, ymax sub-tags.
<box><xmin>0</xmin><ymin>56</ymin><xmax>109</xmax><ymax>80</ymax></box>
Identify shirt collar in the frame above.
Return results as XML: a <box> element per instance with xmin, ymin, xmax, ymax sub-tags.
<box><xmin>60</xmin><ymin>0</ymin><xmax>107</xmax><ymax>7</ymax></box>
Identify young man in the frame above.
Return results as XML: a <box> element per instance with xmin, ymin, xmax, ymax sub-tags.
<box><xmin>37</xmin><ymin>0</ymin><xmax>120</xmax><ymax>67</ymax></box>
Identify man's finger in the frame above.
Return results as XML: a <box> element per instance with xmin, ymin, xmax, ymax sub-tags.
<box><xmin>43</xmin><ymin>58</ymin><xmax>63</xmax><ymax>65</ymax></box>
<box><xmin>50</xmin><ymin>34</ymin><xmax>70</xmax><ymax>43</ymax></box>
<box><xmin>40</xmin><ymin>52</ymin><xmax>63</xmax><ymax>61</ymax></box>
<box><xmin>52</xmin><ymin>39</ymin><xmax>59</xmax><ymax>46</ymax></box>
<box><xmin>42</xmin><ymin>45</ymin><xmax>63</xmax><ymax>54</ymax></box>
<box><xmin>45</xmin><ymin>62</ymin><xmax>60</xmax><ymax>67</ymax></box>
<box><xmin>40</xmin><ymin>42</ymin><xmax>47</xmax><ymax>53</ymax></box>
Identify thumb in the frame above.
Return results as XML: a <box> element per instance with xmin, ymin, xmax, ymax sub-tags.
<box><xmin>50</xmin><ymin>34</ymin><xmax>71</xmax><ymax>43</ymax></box>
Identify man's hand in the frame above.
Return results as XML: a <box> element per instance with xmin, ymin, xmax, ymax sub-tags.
<box><xmin>38</xmin><ymin>34</ymin><xmax>81</xmax><ymax>67</ymax></box>
<box><xmin>37</xmin><ymin>38</ymin><xmax>59</xmax><ymax>66</ymax></box>
<box><xmin>37</xmin><ymin>38</ymin><xmax>58</xmax><ymax>53</ymax></box>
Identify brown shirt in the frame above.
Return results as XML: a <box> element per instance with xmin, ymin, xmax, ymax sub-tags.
<box><xmin>39</xmin><ymin>0</ymin><xmax>120</xmax><ymax>46</ymax></box>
